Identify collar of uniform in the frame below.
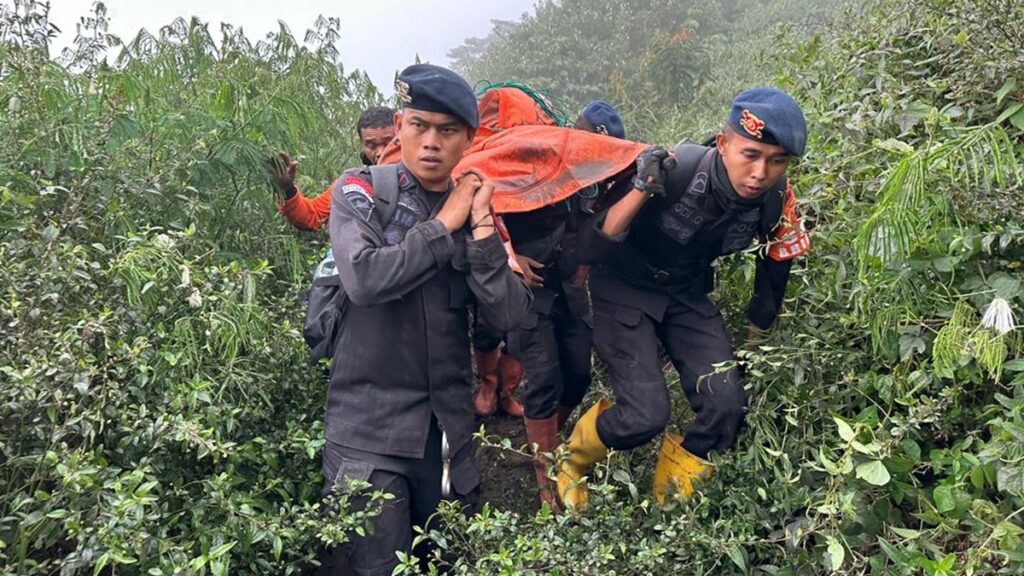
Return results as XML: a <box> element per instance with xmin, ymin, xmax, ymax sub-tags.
<box><xmin>710</xmin><ymin>150</ymin><xmax>772</xmax><ymax>213</ymax></box>
<box><xmin>395</xmin><ymin>161</ymin><xmax>453</xmax><ymax>194</ymax></box>
<box><xmin>395</xmin><ymin>161</ymin><xmax>417</xmax><ymax>191</ymax></box>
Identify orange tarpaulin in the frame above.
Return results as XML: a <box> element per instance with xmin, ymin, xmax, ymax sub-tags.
<box><xmin>472</xmin><ymin>125</ymin><xmax>646</xmax><ymax>213</ymax></box>
<box><xmin>475</xmin><ymin>85</ymin><xmax>560</xmax><ymax>141</ymax></box>
<box><xmin>376</xmin><ymin>85</ymin><xmax>647</xmax><ymax>214</ymax></box>
<box><xmin>282</xmin><ymin>125</ymin><xmax>644</xmax><ymax>229</ymax></box>
<box><xmin>282</xmin><ymin>86</ymin><xmax>643</xmax><ymax>228</ymax></box>
<box><xmin>377</xmin><ymin>124</ymin><xmax>647</xmax><ymax>214</ymax></box>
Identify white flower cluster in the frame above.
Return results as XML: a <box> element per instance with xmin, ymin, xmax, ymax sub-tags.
<box><xmin>980</xmin><ymin>297</ymin><xmax>1016</xmax><ymax>335</ymax></box>
<box><xmin>155</xmin><ymin>234</ymin><xmax>175</xmax><ymax>249</ymax></box>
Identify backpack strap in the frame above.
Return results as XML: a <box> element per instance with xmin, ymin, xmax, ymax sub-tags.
<box><xmin>667</xmin><ymin>140</ymin><xmax>786</xmax><ymax>239</ymax></box>
<box><xmin>663</xmin><ymin>140</ymin><xmax>713</xmax><ymax>206</ymax></box>
<box><xmin>368</xmin><ymin>164</ymin><xmax>401</xmax><ymax>228</ymax></box>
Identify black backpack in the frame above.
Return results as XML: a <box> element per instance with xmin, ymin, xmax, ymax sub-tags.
<box><xmin>301</xmin><ymin>164</ymin><xmax>401</xmax><ymax>362</ymax></box>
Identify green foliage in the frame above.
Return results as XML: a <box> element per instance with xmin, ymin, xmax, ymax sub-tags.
<box><xmin>430</xmin><ymin>0</ymin><xmax>1024</xmax><ymax>574</ymax></box>
<box><xmin>0</xmin><ymin>2</ymin><xmax>388</xmax><ymax>574</ymax></box>
<box><xmin>450</xmin><ymin>0</ymin><xmax>850</xmax><ymax>140</ymax></box>
<box><xmin>3</xmin><ymin>0</ymin><xmax>1024</xmax><ymax>574</ymax></box>
<box><xmin>451</xmin><ymin>0</ymin><xmax>708</xmax><ymax>103</ymax></box>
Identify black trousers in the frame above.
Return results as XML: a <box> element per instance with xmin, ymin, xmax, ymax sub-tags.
<box><xmin>591</xmin><ymin>290</ymin><xmax>746</xmax><ymax>459</ymax></box>
<box><xmin>506</xmin><ymin>284</ymin><xmax>593</xmax><ymax>419</ymax></box>
<box><xmin>320</xmin><ymin>423</ymin><xmax>478</xmax><ymax>576</ymax></box>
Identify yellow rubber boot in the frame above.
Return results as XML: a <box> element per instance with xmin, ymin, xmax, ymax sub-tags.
<box><xmin>651</xmin><ymin>432</ymin><xmax>712</xmax><ymax>504</ymax></box>
<box><xmin>555</xmin><ymin>398</ymin><xmax>611</xmax><ymax>510</ymax></box>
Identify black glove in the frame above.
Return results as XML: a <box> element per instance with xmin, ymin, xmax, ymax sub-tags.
<box><xmin>631</xmin><ymin>146</ymin><xmax>674</xmax><ymax>197</ymax></box>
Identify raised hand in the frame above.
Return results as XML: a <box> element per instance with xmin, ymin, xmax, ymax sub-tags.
<box><xmin>470</xmin><ymin>174</ymin><xmax>495</xmax><ymax>220</ymax></box>
<box><xmin>631</xmin><ymin>145</ymin><xmax>673</xmax><ymax>197</ymax></box>
<box><xmin>466</xmin><ymin>169</ymin><xmax>497</xmax><ymax>239</ymax></box>
<box><xmin>266</xmin><ymin>151</ymin><xmax>298</xmax><ymax>199</ymax></box>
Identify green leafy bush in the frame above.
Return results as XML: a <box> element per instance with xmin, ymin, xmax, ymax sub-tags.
<box><xmin>422</xmin><ymin>0</ymin><xmax>1024</xmax><ymax>574</ymax></box>
<box><xmin>1</xmin><ymin>2</ymin><xmax>387</xmax><ymax>574</ymax></box>
<box><xmin>2</xmin><ymin>0</ymin><xmax>1023</xmax><ymax>574</ymax></box>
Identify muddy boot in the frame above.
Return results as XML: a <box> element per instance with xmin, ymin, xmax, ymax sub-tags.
<box><xmin>524</xmin><ymin>414</ymin><xmax>561</xmax><ymax>512</ymax></box>
<box><xmin>473</xmin><ymin>348</ymin><xmax>501</xmax><ymax>417</ymax></box>
<box><xmin>497</xmin><ymin>351</ymin><xmax>524</xmax><ymax>417</ymax></box>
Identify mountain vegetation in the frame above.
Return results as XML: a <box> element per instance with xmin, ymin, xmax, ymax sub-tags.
<box><xmin>2</xmin><ymin>0</ymin><xmax>1022</xmax><ymax>574</ymax></box>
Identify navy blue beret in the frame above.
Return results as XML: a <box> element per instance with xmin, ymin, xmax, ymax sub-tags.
<box><xmin>580</xmin><ymin>99</ymin><xmax>625</xmax><ymax>139</ymax></box>
<box><xmin>727</xmin><ymin>87</ymin><xmax>806</xmax><ymax>156</ymax></box>
<box><xmin>395</xmin><ymin>64</ymin><xmax>479</xmax><ymax>129</ymax></box>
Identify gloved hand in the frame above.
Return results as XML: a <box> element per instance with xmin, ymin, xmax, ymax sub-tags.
<box><xmin>631</xmin><ymin>146</ymin><xmax>675</xmax><ymax>197</ymax></box>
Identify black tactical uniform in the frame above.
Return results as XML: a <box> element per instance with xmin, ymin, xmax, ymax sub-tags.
<box><xmin>504</xmin><ymin>199</ymin><xmax>593</xmax><ymax>421</ymax></box>
<box><xmin>582</xmin><ymin>143</ymin><xmax>796</xmax><ymax>457</ymax></box>
<box><xmin>557</xmin><ymin>86</ymin><xmax>808</xmax><ymax>509</ymax></box>
<box><xmin>324</xmin><ymin>161</ymin><xmax>529</xmax><ymax>574</ymax></box>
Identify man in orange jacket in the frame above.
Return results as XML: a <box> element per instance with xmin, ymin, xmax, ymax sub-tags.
<box><xmin>270</xmin><ymin>106</ymin><xmax>396</xmax><ymax>231</ymax></box>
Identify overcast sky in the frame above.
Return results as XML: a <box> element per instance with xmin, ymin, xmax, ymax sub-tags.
<box><xmin>47</xmin><ymin>0</ymin><xmax>536</xmax><ymax>93</ymax></box>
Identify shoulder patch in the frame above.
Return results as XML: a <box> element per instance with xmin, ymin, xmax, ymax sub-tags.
<box><xmin>339</xmin><ymin>174</ymin><xmax>375</xmax><ymax>222</ymax></box>
<box><xmin>342</xmin><ymin>175</ymin><xmax>373</xmax><ymax>198</ymax></box>
<box><xmin>767</xmin><ymin>183</ymin><xmax>810</xmax><ymax>261</ymax></box>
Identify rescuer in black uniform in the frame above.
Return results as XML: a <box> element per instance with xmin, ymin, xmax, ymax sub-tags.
<box><xmin>556</xmin><ymin>87</ymin><xmax>810</xmax><ymax>508</ymax></box>
<box><xmin>322</xmin><ymin>64</ymin><xmax>530</xmax><ymax>574</ymax></box>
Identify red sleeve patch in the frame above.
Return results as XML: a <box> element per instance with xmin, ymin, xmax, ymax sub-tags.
<box><xmin>767</xmin><ymin>182</ymin><xmax>810</xmax><ymax>261</ymax></box>
<box><xmin>341</xmin><ymin>175</ymin><xmax>373</xmax><ymax>199</ymax></box>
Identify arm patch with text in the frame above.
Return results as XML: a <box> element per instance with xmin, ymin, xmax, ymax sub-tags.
<box><xmin>338</xmin><ymin>174</ymin><xmax>375</xmax><ymax>222</ymax></box>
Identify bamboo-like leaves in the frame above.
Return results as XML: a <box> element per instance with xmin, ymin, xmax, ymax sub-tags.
<box><xmin>855</xmin><ymin>122</ymin><xmax>1022</xmax><ymax>276</ymax></box>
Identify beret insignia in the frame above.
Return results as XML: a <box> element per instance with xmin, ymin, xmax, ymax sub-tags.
<box><xmin>395</xmin><ymin>78</ymin><xmax>412</xmax><ymax>105</ymax></box>
<box><xmin>740</xmin><ymin>109</ymin><xmax>765</xmax><ymax>139</ymax></box>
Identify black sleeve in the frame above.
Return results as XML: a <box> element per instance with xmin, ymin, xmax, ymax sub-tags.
<box><xmin>578</xmin><ymin>210</ymin><xmax>629</xmax><ymax>265</ymax></box>
<box><xmin>329</xmin><ymin>179</ymin><xmax>455</xmax><ymax>306</ymax></box>
<box><xmin>466</xmin><ymin>233</ymin><xmax>532</xmax><ymax>333</ymax></box>
<box><xmin>746</xmin><ymin>254</ymin><xmax>794</xmax><ymax>330</ymax></box>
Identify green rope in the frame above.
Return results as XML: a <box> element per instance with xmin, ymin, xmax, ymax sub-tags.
<box><xmin>473</xmin><ymin>80</ymin><xmax>572</xmax><ymax>126</ymax></box>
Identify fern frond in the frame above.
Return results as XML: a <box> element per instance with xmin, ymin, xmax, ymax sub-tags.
<box><xmin>855</xmin><ymin>123</ymin><xmax>1021</xmax><ymax>276</ymax></box>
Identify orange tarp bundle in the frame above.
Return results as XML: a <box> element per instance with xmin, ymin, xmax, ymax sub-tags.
<box><xmin>462</xmin><ymin>125</ymin><xmax>646</xmax><ymax>213</ymax></box>
<box><xmin>474</xmin><ymin>85</ymin><xmax>560</xmax><ymax>141</ymax></box>
<box><xmin>377</xmin><ymin>125</ymin><xmax>645</xmax><ymax>214</ymax></box>
<box><xmin>283</xmin><ymin>86</ymin><xmax>643</xmax><ymax>229</ymax></box>
<box><xmin>378</xmin><ymin>125</ymin><xmax>647</xmax><ymax>213</ymax></box>
<box><xmin>378</xmin><ymin>85</ymin><xmax>646</xmax><ymax>214</ymax></box>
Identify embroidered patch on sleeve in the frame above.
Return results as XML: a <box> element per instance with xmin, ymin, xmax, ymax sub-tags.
<box><xmin>341</xmin><ymin>175</ymin><xmax>373</xmax><ymax>198</ymax></box>
<box><xmin>339</xmin><ymin>175</ymin><xmax>375</xmax><ymax>221</ymax></box>
<box><xmin>767</xmin><ymin>183</ymin><xmax>810</xmax><ymax>261</ymax></box>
